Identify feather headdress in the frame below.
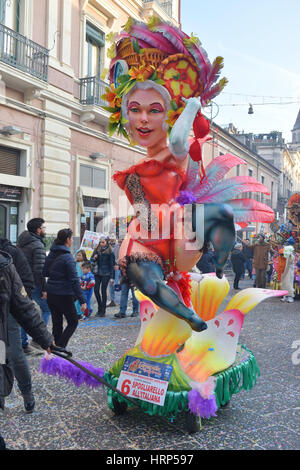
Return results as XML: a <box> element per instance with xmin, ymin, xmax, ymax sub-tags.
<box><xmin>107</xmin><ymin>17</ymin><xmax>227</xmax><ymax>111</ymax></box>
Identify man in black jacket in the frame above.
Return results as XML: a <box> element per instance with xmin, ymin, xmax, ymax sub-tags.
<box><xmin>0</xmin><ymin>238</ymin><xmax>38</xmax><ymax>414</ymax></box>
<box><xmin>196</xmin><ymin>243</ymin><xmax>215</xmax><ymax>274</ymax></box>
<box><xmin>0</xmin><ymin>250</ymin><xmax>53</xmax><ymax>450</ymax></box>
<box><xmin>18</xmin><ymin>218</ymin><xmax>51</xmax><ymax>353</ymax></box>
<box><xmin>230</xmin><ymin>243</ymin><xmax>246</xmax><ymax>290</ymax></box>
<box><xmin>0</xmin><ymin>238</ymin><xmax>34</xmax><ymax>297</ymax></box>
<box><xmin>242</xmin><ymin>238</ymin><xmax>254</xmax><ymax>279</ymax></box>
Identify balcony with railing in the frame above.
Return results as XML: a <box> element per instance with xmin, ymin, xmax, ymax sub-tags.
<box><xmin>0</xmin><ymin>23</ymin><xmax>49</xmax><ymax>82</ymax></box>
<box><xmin>79</xmin><ymin>76</ymin><xmax>108</xmax><ymax>107</ymax></box>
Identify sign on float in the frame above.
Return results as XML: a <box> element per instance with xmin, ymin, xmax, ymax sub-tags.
<box><xmin>117</xmin><ymin>356</ymin><xmax>173</xmax><ymax>407</ymax></box>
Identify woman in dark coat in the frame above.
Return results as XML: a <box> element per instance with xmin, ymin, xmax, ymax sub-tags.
<box><xmin>230</xmin><ymin>243</ymin><xmax>246</xmax><ymax>290</ymax></box>
<box><xmin>91</xmin><ymin>237</ymin><xmax>115</xmax><ymax>317</ymax></box>
<box><xmin>196</xmin><ymin>243</ymin><xmax>215</xmax><ymax>274</ymax></box>
<box><xmin>43</xmin><ymin>229</ymin><xmax>87</xmax><ymax>348</ymax></box>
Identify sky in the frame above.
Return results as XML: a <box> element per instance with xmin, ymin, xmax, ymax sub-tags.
<box><xmin>181</xmin><ymin>0</ymin><xmax>300</xmax><ymax>142</ymax></box>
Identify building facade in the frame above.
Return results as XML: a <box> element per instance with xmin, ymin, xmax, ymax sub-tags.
<box><xmin>204</xmin><ymin>123</ymin><xmax>281</xmax><ymax>237</ymax></box>
<box><xmin>0</xmin><ymin>0</ymin><xmax>180</xmax><ymax>245</ymax></box>
<box><xmin>290</xmin><ymin>109</ymin><xmax>300</xmax><ymax>152</ymax></box>
<box><xmin>233</xmin><ymin>127</ymin><xmax>300</xmax><ymax>223</ymax></box>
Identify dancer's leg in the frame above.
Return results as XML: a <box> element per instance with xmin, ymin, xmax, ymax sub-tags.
<box><xmin>127</xmin><ymin>261</ymin><xmax>207</xmax><ymax>332</ymax></box>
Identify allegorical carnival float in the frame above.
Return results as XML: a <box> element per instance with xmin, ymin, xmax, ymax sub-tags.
<box><xmin>269</xmin><ymin>193</ymin><xmax>300</xmax><ymax>299</ymax></box>
<box><xmin>41</xmin><ymin>18</ymin><xmax>288</xmax><ymax>432</ymax></box>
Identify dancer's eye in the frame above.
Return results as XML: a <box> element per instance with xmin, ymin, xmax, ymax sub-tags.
<box><xmin>128</xmin><ymin>107</ymin><xmax>139</xmax><ymax>113</ymax></box>
<box><xmin>150</xmin><ymin>104</ymin><xmax>164</xmax><ymax>113</ymax></box>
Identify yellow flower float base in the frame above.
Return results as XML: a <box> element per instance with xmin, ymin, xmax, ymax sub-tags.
<box><xmin>104</xmin><ymin>274</ymin><xmax>287</xmax><ymax>427</ymax></box>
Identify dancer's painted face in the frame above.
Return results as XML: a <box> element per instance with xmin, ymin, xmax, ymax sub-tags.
<box><xmin>127</xmin><ymin>88</ymin><xmax>167</xmax><ymax>148</ymax></box>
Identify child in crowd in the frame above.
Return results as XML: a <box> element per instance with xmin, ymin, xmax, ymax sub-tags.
<box><xmin>80</xmin><ymin>261</ymin><xmax>95</xmax><ymax>319</ymax></box>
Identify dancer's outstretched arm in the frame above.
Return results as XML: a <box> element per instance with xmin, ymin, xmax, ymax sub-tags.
<box><xmin>168</xmin><ymin>97</ymin><xmax>201</xmax><ymax>160</ymax></box>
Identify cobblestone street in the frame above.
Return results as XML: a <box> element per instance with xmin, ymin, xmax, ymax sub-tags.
<box><xmin>1</xmin><ymin>276</ymin><xmax>299</xmax><ymax>451</ymax></box>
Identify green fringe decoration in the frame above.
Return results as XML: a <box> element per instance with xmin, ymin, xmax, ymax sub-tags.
<box><xmin>213</xmin><ymin>345</ymin><xmax>260</xmax><ymax>408</ymax></box>
<box><xmin>104</xmin><ymin>345</ymin><xmax>260</xmax><ymax>420</ymax></box>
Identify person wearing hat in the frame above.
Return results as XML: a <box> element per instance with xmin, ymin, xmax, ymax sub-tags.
<box><xmin>253</xmin><ymin>234</ymin><xmax>271</xmax><ymax>288</ymax></box>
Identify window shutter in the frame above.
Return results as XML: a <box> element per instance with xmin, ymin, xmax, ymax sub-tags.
<box><xmin>0</xmin><ymin>0</ymin><xmax>6</xmax><ymax>24</ymax></box>
<box><xmin>86</xmin><ymin>23</ymin><xmax>105</xmax><ymax>47</ymax></box>
<box><xmin>93</xmin><ymin>168</ymin><xmax>105</xmax><ymax>189</ymax></box>
<box><xmin>80</xmin><ymin>165</ymin><xmax>92</xmax><ymax>186</ymax></box>
<box><xmin>80</xmin><ymin>164</ymin><xmax>106</xmax><ymax>189</ymax></box>
<box><xmin>0</xmin><ymin>146</ymin><xmax>20</xmax><ymax>175</ymax></box>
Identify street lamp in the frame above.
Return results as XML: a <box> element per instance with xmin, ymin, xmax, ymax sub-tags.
<box><xmin>89</xmin><ymin>152</ymin><xmax>107</xmax><ymax>160</ymax></box>
<box><xmin>0</xmin><ymin>126</ymin><xmax>22</xmax><ymax>135</ymax></box>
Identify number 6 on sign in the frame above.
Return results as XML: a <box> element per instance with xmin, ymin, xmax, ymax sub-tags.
<box><xmin>121</xmin><ymin>379</ymin><xmax>131</xmax><ymax>395</ymax></box>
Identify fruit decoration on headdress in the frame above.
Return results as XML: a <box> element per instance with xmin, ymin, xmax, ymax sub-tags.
<box><xmin>102</xmin><ymin>17</ymin><xmax>228</xmax><ymax>142</ymax></box>
<box><xmin>156</xmin><ymin>54</ymin><xmax>203</xmax><ymax>108</ymax></box>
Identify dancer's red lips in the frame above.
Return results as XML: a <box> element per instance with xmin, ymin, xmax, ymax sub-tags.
<box><xmin>137</xmin><ymin>127</ymin><xmax>152</xmax><ymax>135</ymax></box>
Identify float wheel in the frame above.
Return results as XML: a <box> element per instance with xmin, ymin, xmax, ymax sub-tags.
<box><xmin>112</xmin><ymin>397</ymin><xmax>128</xmax><ymax>415</ymax></box>
<box><xmin>220</xmin><ymin>401</ymin><xmax>230</xmax><ymax>408</ymax></box>
<box><xmin>185</xmin><ymin>411</ymin><xmax>201</xmax><ymax>434</ymax></box>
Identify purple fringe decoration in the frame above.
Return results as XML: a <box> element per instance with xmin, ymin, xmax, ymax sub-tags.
<box><xmin>188</xmin><ymin>389</ymin><xmax>218</xmax><ymax>418</ymax></box>
<box><xmin>39</xmin><ymin>356</ymin><xmax>105</xmax><ymax>389</ymax></box>
<box><xmin>176</xmin><ymin>190</ymin><xmax>197</xmax><ymax>206</ymax></box>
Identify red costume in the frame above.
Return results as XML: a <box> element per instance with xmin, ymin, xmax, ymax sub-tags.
<box><xmin>113</xmin><ymin>157</ymin><xmax>187</xmax><ymax>276</ymax></box>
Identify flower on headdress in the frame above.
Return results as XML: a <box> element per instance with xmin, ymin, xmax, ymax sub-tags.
<box><xmin>106</xmin><ymin>32</ymin><xmax>117</xmax><ymax>43</ymax></box>
<box><xmin>166</xmin><ymin>106</ymin><xmax>185</xmax><ymax>128</ymax></box>
<box><xmin>128</xmin><ymin>61</ymin><xmax>155</xmax><ymax>82</ymax></box>
<box><xmin>100</xmin><ymin>68</ymin><xmax>109</xmax><ymax>81</ymax></box>
<box><xmin>147</xmin><ymin>16</ymin><xmax>161</xmax><ymax>31</ymax></box>
<box><xmin>101</xmin><ymin>84</ymin><xmax>121</xmax><ymax>109</ymax></box>
<box><xmin>107</xmin><ymin>43</ymin><xmax>116</xmax><ymax>59</ymax></box>
<box><xmin>110</xmin><ymin>111</ymin><xmax>121</xmax><ymax>124</ymax></box>
<box><xmin>183</xmin><ymin>33</ymin><xmax>201</xmax><ymax>48</ymax></box>
<box><xmin>123</xmin><ymin>17</ymin><xmax>135</xmax><ymax>32</ymax></box>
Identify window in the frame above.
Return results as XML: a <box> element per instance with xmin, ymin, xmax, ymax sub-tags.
<box><xmin>80</xmin><ymin>164</ymin><xmax>106</xmax><ymax>189</ymax></box>
<box><xmin>84</xmin><ymin>22</ymin><xmax>104</xmax><ymax>77</ymax></box>
<box><xmin>271</xmin><ymin>181</ymin><xmax>274</xmax><ymax>207</ymax></box>
<box><xmin>0</xmin><ymin>0</ymin><xmax>19</xmax><ymax>31</ymax></box>
<box><xmin>247</xmin><ymin>169</ymin><xmax>253</xmax><ymax>199</ymax></box>
<box><xmin>0</xmin><ymin>146</ymin><xmax>20</xmax><ymax>175</ymax></box>
<box><xmin>261</xmin><ymin>176</ymin><xmax>265</xmax><ymax>203</ymax></box>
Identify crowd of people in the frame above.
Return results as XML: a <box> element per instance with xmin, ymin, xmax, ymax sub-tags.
<box><xmin>0</xmin><ymin>218</ymin><xmax>140</xmax><ymax>449</ymax></box>
<box><xmin>227</xmin><ymin>235</ymin><xmax>298</xmax><ymax>301</ymax></box>
<box><xmin>196</xmin><ymin>234</ymin><xmax>299</xmax><ymax>302</ymax></box>
<box><xmin>1</xmin><ymin>218</ymin><xmax>298</xmax><ymax>450</ymax></box>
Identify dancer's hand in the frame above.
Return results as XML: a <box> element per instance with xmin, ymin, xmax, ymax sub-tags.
<box><xmin>80</xmin><ymin>303</ymin><xmax>87</xmax><ymax>312</ymax></box>
<box><xmin>181</xmin><ymin>96</ymin><xmax>201</xmax><ymax>112</ymax></box>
